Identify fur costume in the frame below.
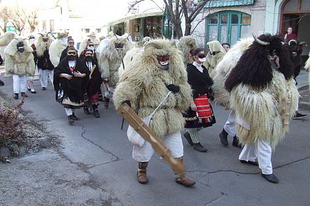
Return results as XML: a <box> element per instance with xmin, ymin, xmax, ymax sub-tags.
<box><xmin>4</xmin><ymin>37</ymin><xmax>35</xmax><ymax>76</ymax></box>
<box><xmin>98</xmin><ymin>35</ymin><xmax>130</xmax><ymax>87</ymax></box>
<box><xmin>78</xmin><ymin>37</ymin><xmax>100</xmax><ymax>56</ymax></box>
<box><xmin>224</xmin><ymin>34</ymin><xmax>299</xmax><ymax>149</ymax></box>
<box><xmin>118</xmin><ymin>37</ymin><xmax>151</xmax><ymax>77</ymax></box>
<box><xmin>212</xmin><ymin>38</ymin><xmax>254</xmax><ymax>108</ymax></box>
<box><xmin>35</xmin><ymin>33</ymin><xmax>54</xmax><ymax>58</ymax></box>
<box><xmin>177</xmin><ymin>36</ymin><xmax>197</xmax><ymax>66</ymax></box>
<box><xmin>0</xmin><ymin>32</ymin><xmax>16</xmax><ymax>60</ymax></box>
<box><xmin>205</xmin><ymin>40</ymin><xmax>226</xmax><ymax>79</ymax></box>
<box><xmin>113</xmin><ymin>39</ymin><xmax>192</xmax><ymax>139</ymax></box>
<box><xmin>49</xmin><ymin>38</ymin><xmax>67</xmax><ymax>67</ymax></box>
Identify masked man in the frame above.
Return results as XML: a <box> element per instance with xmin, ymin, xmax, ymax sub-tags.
<box><xmin>60</xmin><ymin>36</ymin><xmax>75</xmax><ymax>62</ymax></box>
<box><xmin>4</xmin><ymin>37</ymin><xmax>35</xmax><ymax>99</ymax></box>
<box><xmin>80</xmin><ymin>49</ymin><xmax>102</xmax><ymax>118</ymax></box>
<box><xmin>177</xmin><ymin>36</ymin><xmax>197</xmax><ymax>66</ymax></box>
<box><xmin>98</xmin><ymin>35</ymin><xmax>130</xmax><ymax>109</ymax></box>
<box><xmin>49</xmin><ymin>32</ymin><xmax>68</xmax><ymax>68</ymax></box>
<box><xmin>224</xmin><ymin>34</ymin><xmax>299</xmax><ymax>183</ymax></box>
<box><xmin>205</xmin><ymin>40</ymin><xmax>226</xmax><ymax>79</ymax></box>
<box><xmin>54</xmin><ymin>47</ymin><xmax>89</xmax><ymax>124</ymax></box>
<box><xmin>114</xmin><ymin>39</ymin><xmax>196</xmax><ymax>187</ymax></box>
<box><xmin>36</xmin><ymin>33</ymin><xmax>55</xmax><ymax>90</ymax></box>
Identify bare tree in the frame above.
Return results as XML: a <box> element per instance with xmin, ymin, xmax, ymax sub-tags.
<box><xmin>129</xmin><ymin>0</ymin><xmax>210</xmax><ymax>39</ymax></box>
<box><xmin>0</xmin><ymin>7</ymin><xmax>10</xmax><ymax>33</ymax></box>
<box><xmin>9</xmin><ymin>7</ymin><xmax>27</xmax><ymax>35</ymax></box>
<box><xmin>22</xmin><ymin>9</ymin><xmax>39</xmax><ymax>33</ymax></box>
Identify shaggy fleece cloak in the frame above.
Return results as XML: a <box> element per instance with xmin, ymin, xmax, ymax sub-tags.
<box><xmin>0</xmin><ymin>32</ymin><xmax>16</xmax><ymax>60</ymax></box>
<box><xmin>113</xmin><ymin>39</ymin><xmax>192</xmax><ymax>139</ymax></box>
<box><xmin>226</xmin><ymin>35</ymin><xmax>299</xmax><ymax>149</ymax></box>
<box><xmin>177</xmin><ymin>36</ymin><xmax>197</xmax><ymax>66</ymax></box>
<box><xmin>4</xmin><ymin>37</ymin><xmax>35</xmax><ymax>76</ymax></box>
<box><xmin>205</xmin><ymin>40</ymin><xmax>226</xmax><ymax>79</ymax></box>
<box><xmin>49</xmin><ymin>39</ymin><xmax>67</xmax><ymax>67</ymax></box>
<box><xmin>98</xmin><ymin>36</ymin><xmax>130</xmax><ymax>87</ymax></box>
<box><xmin>35</xmin><ymin>33</ymin><xmax>54</xmax><ymax>58</ymax></box>
<box><xmin>212</xmin><ymin>38</ymin><xmax>254</xmax><ymax>108</ymax></box>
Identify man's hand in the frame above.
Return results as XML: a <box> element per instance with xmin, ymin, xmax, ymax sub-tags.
<box><xmin>73</xmin><ymin>71</ymin><xmax>86</xmax><ymax>78</ymax></box>
<box><xmin>166</xmin><ymin>84</ymin><xmax>180</xmax><ymax>93</ymax></box>
<box><xmin>60</xmin><ymin>73</ymin><xmax>72</xmax><ymax>80</ymax></box>
<box><xmin>103</xmin><ymin>78</ymin><xmax>109</xmax><ymax>83</ymax></box>
<box><xmin>123</xmin><ymin>100</ymin><xmax>131</xmax><ymax>107</ymax></box>
<box><xmin>190</xmin><ymin>102</ymin><xmax>197</xmax><ymax>111</ymax></box>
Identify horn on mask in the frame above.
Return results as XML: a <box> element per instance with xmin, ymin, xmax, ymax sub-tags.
<box><xmin>252</xmin><ymin>34</ymin><xmax>270</xmax><ymax>46</ymax></box>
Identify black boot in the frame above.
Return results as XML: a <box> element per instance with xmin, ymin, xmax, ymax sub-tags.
<box><xmin>21</xmin><ymin>92</ymin><xmax>28</xmax><ymax>98</ymax></box>
<box><xmin>183</xmin><ymin>132</ymin><xmax>193</xmax><ymax>146</ymax></box>
<box><xmin>103</xmin><ymin>97</ymin><xmax>109</xmax><ymax>109</ymax></box>
<box><xmin>68</xmin><ymin>115</ymin><xmax>74</xmax><ymax>125</ymax></box>
<box><xmin>0</xmin><ymin>79</ymin><xmax>4</xmax><ymax>86</ymax></box>
<box><xmin>14</xmin><ymin>93</ymin><xmax>19</xmax><ymax>99</ymax></box>
<box><xmin>219</xmin><ymin>129</ymin><xmax>228</xmax><ymax>146</ymax></box>
<box><xmin>92</xmin><ymin>104</ymin><xmax>100</xmax><ymax>118</ymax></box>
<box><xmin>193</xmin><ymin>143</ymin><xmax>208</xmax><ymax>153</ymax></box>
<box><xmin>232</xmin><ymin>136</ymin><xmax>242</xmax><ymax>148</ymax></box>
<box><xmin>71</xmin><ymin>113</ymin><xmax>79</xmax><ymax>120</ymax></box>
<box><xmin>84</xmin><ymin>106</ymin><xmax>91</xmax><ymax>115</ymax></box>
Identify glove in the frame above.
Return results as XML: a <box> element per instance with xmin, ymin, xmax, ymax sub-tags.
<box><xmin>123</xmin><ymin>100</ymin><xmax>131</xmax><ymax>107</ymax></box>
<box><xmin>166</xmin><ymin>84</ymin><xmax>180</xmax><ymax>93</ymax></box>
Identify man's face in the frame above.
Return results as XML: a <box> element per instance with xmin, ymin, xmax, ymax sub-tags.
<box><xmin>68</xmin><ymin>40</ymin><xmax>74</xmax><ymax>47</ymax></box>
<box><xmin>223</xmin><ymin>44</ymin><xmax>230</xmax><ymax>52</ymax></box>
<box><xmin>287</xmin><ymin>27</ymin><xmax>293</xmax><ymax>34</ymax></box>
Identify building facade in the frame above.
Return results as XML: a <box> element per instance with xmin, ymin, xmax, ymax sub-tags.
<box><xmin>191</xmin><ymin>0</ymin><xmax>309</xmax><ymax>56</ymax></box>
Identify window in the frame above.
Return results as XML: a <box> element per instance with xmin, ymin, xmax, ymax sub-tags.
<box><xmin>96</xmin><ymin>28</ymin><xmax>101</xmax><ymax>33</ymax></box>
<box><xmin>85</xmin><ymin>28</ymin><xmax>90</xmax><ymax>33</ymax></box>
<box><xmin>206</xmin><ymin>11</ymin><xmax>251</xmax><ymax>46</ymax></box>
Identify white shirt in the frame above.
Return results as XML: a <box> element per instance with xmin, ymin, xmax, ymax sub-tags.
<box><xmin>193</xmin><ymin>61</ymin><xmax>204</xmax><ymax>73</ymax></box>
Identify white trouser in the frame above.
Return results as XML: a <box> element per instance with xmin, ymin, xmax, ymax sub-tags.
<box><xmin>39</xmin><ymin>69</ymin><xmax>54</xmax><ymax>88</ymax></box>
<box><xmin>13</xmin><ymin>74</ymin><xmax>27</xmax><ymax>94</ymax></box>
<box><xmin>223</xmin><ymin>110</ymin><xmax>236</xmax><ymax>137</ymax></box>
<box><xmin>132</xmin><ymin>132</ymin><xmax>184</xmax><ymax>162</ymax></box>
<box><xmin>239</xmin><ymin>140</ymin><xmax>273</xmax><ymax>175</ymax></box>
<box><xmin>104</xmin><ymin>86</ymin><xmax>115</xmax><ymax>99</ymax></box>
<box><xmin>64</xmin><ymin>108</ymin><xmax>75</xmax><ymax>116</ymax></box>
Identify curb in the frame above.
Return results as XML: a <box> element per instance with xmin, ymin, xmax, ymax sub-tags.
<box><xmin>298</xmin><ymin>85</ymin><xmax>310</xmax><ymax>112</ymax></box>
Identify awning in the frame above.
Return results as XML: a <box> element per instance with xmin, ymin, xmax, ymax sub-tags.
<box><xmin>107</xmin><ymin>11</ymin><xmax>164</xmax><ymax>27</ymax></box>
<box><xmin>204</xmin><ymin>0</ymin><xmax>254</xmax><ymax>8</ymax></box>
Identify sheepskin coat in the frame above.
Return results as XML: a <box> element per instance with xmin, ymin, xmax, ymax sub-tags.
<box><xmin>49</xmin><ymin>39</ymin><xmax>67</xmax><ymax>67</ymax></box>
<box><xmin>113</xmin><ymin>39</ymin><xmax>192</xmax><ymax>139</ymax></box>
<box><xmin>4</xmin><ymin>37</ymin><xmax>35</xmax><ymax>76</ymax></box>
<box><xmin>230</xmin><ymin>71</ymin><xmax>298</xmax><ymax>149</ymax></box>
<box><xmin>205</xmin><ymin>40</ymin><xmax>226</xmax><ymax>79</ymax></box>
<box><xmin>224</xmin><ymin>35</ymin><xmax>299</xmax><ymax>149</ymax></box>
<box><xmin>0</xmin><ymin>32</ymin><xmax>16</xmax><ymax>61</ymax></box>
<box><xmin>212</xmin><ymin>38</ymin><xmax>254</xmax><ymax>108</ymax></box>
<box><xmin>177</xmin><ymin>36</ymin><xmax>197</xmax><ymax>66</ymax></box>
<box><xmin>98</xmin><ymin>36</ymin><xmax>130</xmax><ymax>87</ymax></box>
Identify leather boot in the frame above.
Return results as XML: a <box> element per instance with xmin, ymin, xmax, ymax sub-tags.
<box><xmin>137</xmin><ymin>162</ymin><xmax>148</xmax><ymax>184</ymax></box>
<box><xmin>14</xmin><ymin>93</ymin><xmax>19</xmax><ymax>100</ymax></box>
<box><xmin>232</xmin><ymin>136</ymin><xmax>242</xmax><ymax>148</ymax></box>
<box><xmin>193</xmin><ymin>143</ymin><xmax>208</xmax><ymax>152</ymax></box>
<box><xmin>103</xmin><ymin>97</ymin><xmax>109</xmax><ymax>109</ymax></box>
<box><xmin>174</xmin><ymin>158</ymin><xmax>195</xmax><ymax>187</ymax></box>
<box><xmin>93</xmin><ymin>104</ymin><xmax>100</xmax><ymax>118</ymax></box>
<box><xmin>21</xmin><ymin>92</ymin><xmax>28</xmax><ymax>98</ymax></box>
<box><xmin>84</xmin><ymin>106</ymin><xmax>91</xmax><ymax>115</ymax></box>
<box><xmin>219</xmin><ymin>129</ymin><xmax>228</xmax><ymax>146</ymax></box>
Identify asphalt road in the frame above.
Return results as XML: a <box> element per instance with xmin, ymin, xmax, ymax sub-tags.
<box><xmin>0</xmin><ymin>71</ymin><xmax>309</xmax><ymax>206</ymax></box>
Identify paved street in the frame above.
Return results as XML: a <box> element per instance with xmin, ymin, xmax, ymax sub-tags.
<box><xmin>0</xmin><ymin>71</ymin><xmax>309</xmax><ymax>206</ymax></box>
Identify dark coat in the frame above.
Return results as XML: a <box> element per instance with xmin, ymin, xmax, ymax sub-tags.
<box><xmin>80</xmin><ymin>54</ymin><xmax>102</xmax><ymax>96</ymax></box>
<box><xmin>37</xmin><ymin>50</ymin><xmax>54</xmax><ymax>70</ymax></box>
<box><xmin>183</xmin><ymin>63</ymin><xmax>214</xmax><ymax>128</ymax></box>
<box><xmin>54</xmin><ymin>57</ymin><xmax>90</xmax><ymax>104</ymax></box>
